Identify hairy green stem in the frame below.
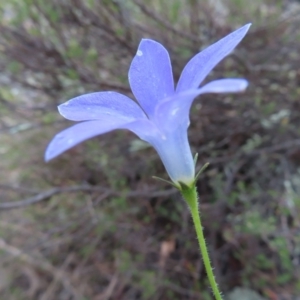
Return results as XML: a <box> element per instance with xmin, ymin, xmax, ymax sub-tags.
<box><xmin>181</xmin><ymin>185</ymin><xmax>223</xmax><ymax>300</ymax></box>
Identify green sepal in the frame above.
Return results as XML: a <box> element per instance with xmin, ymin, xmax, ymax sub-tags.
<box><xmin>152</xmin><ymin>176</ymin><xmax>179</xmax><ymax>189</ymax></box>
<box><xmin>193</xmin><ymin>153</ymin><xmax>199</xmax><ymax>166</ymax></box>
<box><xmin>195</xmin><ymin>162</ymin><xmax>209</xmax><ymax>181</ymax></box>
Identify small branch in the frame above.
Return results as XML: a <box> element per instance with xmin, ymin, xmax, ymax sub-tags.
<box><xmin>0</xmin><ymin>184</ymin><xmax>39</xmax><ymax>194</ymax></box>
<box><xmin>209</xmin><ymin>138</ymin><xmax>300</xmax><ymax>165</ymax></box>
<box><xmin>163</xmin><ymin>282</ymin><xmax>202</xmax><ymax>298</ymax></box>
<box><xmin>0</xmin><ymin>185</ymin><xmax>176</xmax><ymax>210</ymax></box>
<box><xmin>0</xmin><ymin>238</ymin><xmax>82</xmax><ymax>299</ymax></box>
<box><xmin>132</xmin><ymin>0</ymin><xmax>200</xmax><ymax>43</ymax></box>
<box><xmin>40</xmin><ymin>254</ymin><xmax>75</xmax><ymax>300</ymax></box>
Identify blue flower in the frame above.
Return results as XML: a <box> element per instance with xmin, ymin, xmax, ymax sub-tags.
<box><xmin>45</xmin><ymin>24</ymin><xmax>251</xmax><ymax>188</ymax></box>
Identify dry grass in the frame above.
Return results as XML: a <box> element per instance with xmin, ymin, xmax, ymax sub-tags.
<box><xmin>0</xmin><ymin>0</ymin><xmax>300</xmax><ymax>299</ymax></box>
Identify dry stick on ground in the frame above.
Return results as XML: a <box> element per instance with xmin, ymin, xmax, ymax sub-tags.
<box><xmin>40</xmin><ymin>253</ymin><xmax>75</xmax><ymax>300</ymax></box>
<box><xmin>0</xmin><ymin>184</ymin><xmax>39</xmax><ymax>194</ymax></box>
<box><xmin>0</xmin><ymin>185</ymin><xmax>177</xmax><ymax>210</ymax></box>
<box><xmin>94</xmin><ymin>275</ymin><xmax>119</xmax><ymax>300</ymax></box>
<box><xmin>132</xmin><ymin>0</ymin><xmax>200</xmax><ymax>43</ymax></box>
<box><xmin>0</xmin><ymin>238</ymin><xmax>83</xmax><ymax>300</ymax></box>
<box><xmin>163</xmin><ymin>282</ymin><xmax>202</xmax><ymax>298</ymax></box>
<box><xmin>2</xmin><ymin>138</ymin><xmax>300</xmax><ymax>210</ymax></box>
<box><xmin>208</xmin><ymin>138</ymin><xmax>300</xmax><ymax>165</ymax></box>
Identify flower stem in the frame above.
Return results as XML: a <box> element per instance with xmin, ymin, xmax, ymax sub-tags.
<box><xmin>181</xmin><ymin>185</ymin><xmax>223</xmax><ymax>300</ymax></box>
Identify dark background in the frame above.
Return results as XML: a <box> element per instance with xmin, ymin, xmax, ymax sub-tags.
<box><xmin>0</xmin><ymin>0</ymin><xmax>299</xmax><ymax>299</ymax></box>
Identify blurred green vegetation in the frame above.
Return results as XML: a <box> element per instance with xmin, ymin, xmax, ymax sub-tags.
<box><xmin>0</xmin><ymin>0</ymin><xmax>300</xmax><ymax>299</ymax></box>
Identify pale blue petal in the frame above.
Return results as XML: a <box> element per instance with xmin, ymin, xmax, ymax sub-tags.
<box><xmin>143</xmin><ymin>79</ymin><xmax>248</xmax><ymax>184</ymax></box>
<box><xmin>45</xmin><ymin>118</ymin><xmax>158</xmax><ymax>162</ymax></box>
<box><xmin>58</xmin><ymin>91</ymin><xmax>147</xmax><ymax>121</ymax></box>
<box><xmin>199</xmin><ymin>78</ymin><xmax>248</xmax><ymax>93</ymax></box>
<box><xmin>45</xmin><ymin>115</ymin><xmax>194</xmax><ymax>185</ymax></box>
<box><xmin>156</xmin><ymin>78</ymin><xmax>248</xmax><ymax>131</ymax></box>
<box><xmin>176</xmin><ymin>24</ymin><xmax>251</xmax><ymax>93</ymax></box>
<box><xmin>128</xmin><ymin>39</ymin><xmax>174</xmax><ymax>118</ymax></box>
<box><xmin>155</xmin><ymin>90</ymin><xmax>202</xmax><ymax>133</ymax></box>
<box><xmin>45</xmin><ymin>119</ymin><xmax>127</xmax><ymax>161</ymax></box>
<box><xmin>150</xmin><ymin>130</ymin><xmax>195</xmax><ymax>186</ymax></box>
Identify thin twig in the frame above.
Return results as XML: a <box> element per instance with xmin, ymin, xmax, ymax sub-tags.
<box><xmin>0</xmin><ymin>185</ymin><xmax>177</xmax><ymax>210</ymax></box>
<box><xmin>209</xmin><ymin>138</ymin><xmax>300</xmax><ymax>165</ymax></box>
<box><xmin>40</xmin><ymin>254</ymin><xmax>75</xmax><ymax>300</ymax></box>
<box><xmin>132</xmin><ymin>0</ymin><xmax>200</xmax><ymax>43</ymax></box>
<box><xmin>0</xmin><ymin>238</ymin><xmax>82</xmax><ymax>299</ymax></box>
<box><xmin>0</xmin><ymin>184</ymin><xmax>39</xmax><ymax>194</ymax></box>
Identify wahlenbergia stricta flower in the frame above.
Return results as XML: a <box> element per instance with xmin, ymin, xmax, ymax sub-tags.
<box><xmin>45</xmin><ymin>24</ymin><xmax>250</xmax><ymax>189</ymax></box>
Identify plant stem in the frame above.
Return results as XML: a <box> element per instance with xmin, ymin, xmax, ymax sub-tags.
<box><xmin>181</xmin><ymin>185</ymin><xmax>223</xmax><ymax>300</ymax></box>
